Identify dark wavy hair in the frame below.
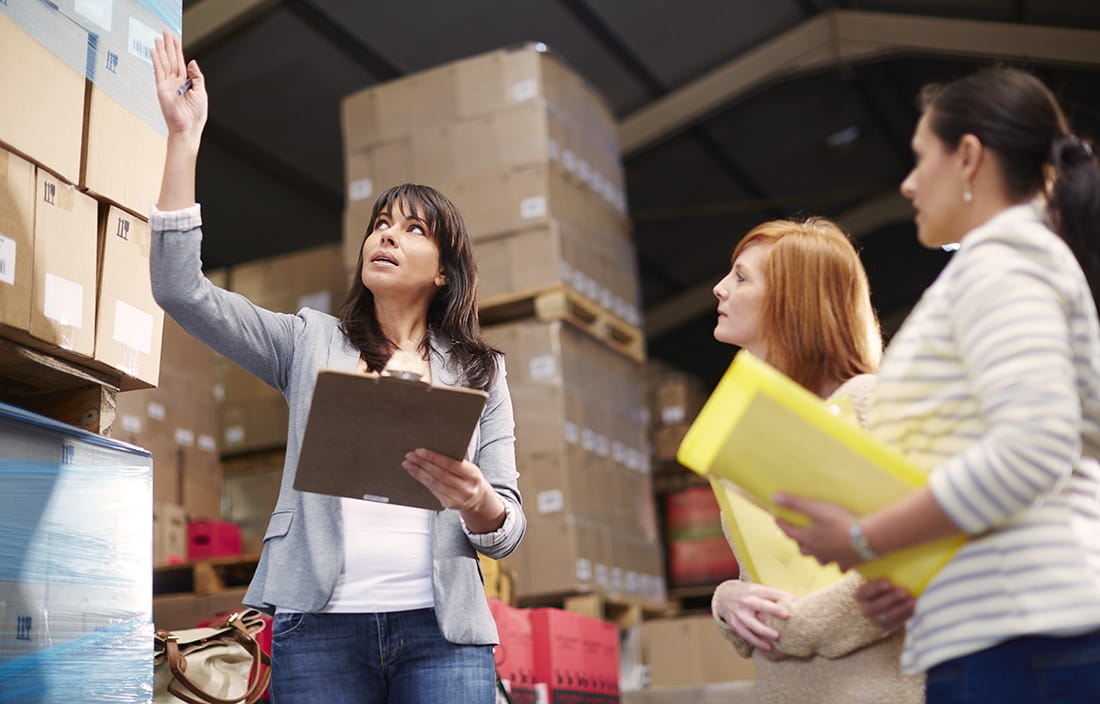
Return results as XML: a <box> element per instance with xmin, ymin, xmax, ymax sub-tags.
<box><xmin>337</xmin><ymin>184</ymin><xmax>499</xmax><ymax>390</ymax></box>
<box><xmin>920</xmin><ymin>67</ymin><xmax>1100</xmax><ymax>308</ymax></box>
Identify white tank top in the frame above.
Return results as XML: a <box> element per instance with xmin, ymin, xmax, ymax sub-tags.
<box><xmin>319</xmin><ymin>497</ymin><xmax>435</xmax><ymax>613</ymax></box>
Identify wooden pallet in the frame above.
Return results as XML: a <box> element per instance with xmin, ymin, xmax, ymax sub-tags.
<box><xmin>0</xmin><ymin>334</ymin><xmax>119</xmax><ymax>434</ymax></box>
<box><xmin>480</xmin><ymin>287</ymin><xmax>645</xmax><ymax>363</ymax></box>
<box><xmin>517</xmin><ymin>589</ymin><xmax>672</xmax><ymax>628</ymax></box>
<box><xmin>153</xmin><ymin>554</ymin><xmax>261</xmax><ymax>596</ymax></box>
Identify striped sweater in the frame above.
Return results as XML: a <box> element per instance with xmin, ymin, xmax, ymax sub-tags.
<box><xmin>871</xmin><ymin>203</ymin><xmax>1100</xmax><ymax>674</ymax></box>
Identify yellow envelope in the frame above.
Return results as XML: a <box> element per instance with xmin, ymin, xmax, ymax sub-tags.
<box><xmin>678</xmin><ymin>351</ymin><xmax>964</xmax><ymax>595</ymax></box>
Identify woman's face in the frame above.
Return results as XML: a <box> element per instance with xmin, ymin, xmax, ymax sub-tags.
<box><xmin>713</xmin><ymin>241</ymin><xmax>771</xmax><ymax>357</ymax></box>
<box><xmin>360</xmin><ymin>199</ymin><xmax>445</xmax><ymax>303</ymax></box>
<box><xmin>900</xmin><ymin>111</ymin><xmax>968</xmax><ymax>249</ymax></box>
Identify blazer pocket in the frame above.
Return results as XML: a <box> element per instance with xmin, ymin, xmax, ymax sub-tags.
<box><xmin>264</xmin><ymin>510</ymin><xmax>294</xmax><ymax>541</ymax></box>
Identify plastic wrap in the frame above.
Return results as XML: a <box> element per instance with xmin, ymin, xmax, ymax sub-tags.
<box><xmin>0</xmin><ymin>402</ymin><xmax>153</xmax><ymax>704</ymax></box>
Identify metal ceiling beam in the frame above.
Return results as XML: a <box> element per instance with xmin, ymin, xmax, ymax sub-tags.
<box><xmin>183</xmin><ymin>0</ymin><xmax>282</xmax><ymax>55</ymax></box>
<box><xmin>643</xmin><ymin>189</ymin><xmax>911</xmax><ymax>338</ymax></box>
<box><xmin>619</xmin><ymin>9</ymin><xmax>1100</xmax><ymax>156</ymax></box>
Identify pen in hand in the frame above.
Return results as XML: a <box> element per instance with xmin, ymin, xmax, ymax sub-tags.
<box><xmin>176</xmin><ymin>78</ymin><xmax>192</xmax><ymax>95</ymax></box>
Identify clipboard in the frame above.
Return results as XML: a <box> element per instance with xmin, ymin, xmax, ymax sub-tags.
<box><xmin>294</xmin><ymin>369</ymin><xmax>488</xmax><ymax>510</ymax></box>
<box><xmin>677</xmin><ymin>351</ymin><xmax>965</xmax><ymax>595</ymax></box>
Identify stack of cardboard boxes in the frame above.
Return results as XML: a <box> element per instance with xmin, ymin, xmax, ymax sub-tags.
<box><xmin>0</xmin><ymin>0</ymin><xmax>171</xmax><ymax>392</ymax></box>
<box><xmin>340</xmin><ymin>44</ymin><xmax>662</xmax><ymax>606</ymax></box>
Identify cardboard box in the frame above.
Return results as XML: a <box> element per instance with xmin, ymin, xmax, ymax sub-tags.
<box><xmin>342</xmin><ymin>43</ymin><xmax>617</xmax><ymax>154</ymax></box>
<box><xmin>58</xmin><ymin>0</ymin><xmax>180</xmax><ymax>214</ymax></box>
<box><xmin>30</xmin><ymin>169</ymin><xmax>98</xmax><ymax>355</ymax></box>
<box><xmin>0</xmin><ymin>3</ymin><xmax>87</xmax><ymax>183</ymax></box>
<box><xmin>474</xmin><ymin>221</ymin><xmax>641</xmax><ymax>326</ymax></box>
<box><xmin>0</xmin><ymin>147</ymin><xmax>35</xmax><ymax>333</ymax></box>
<box><xmin>640</xmin><ymin>616</ymin><xmax>756</xmax><ymax>687</ymax></box>
<box><xmin>153</xmin><ymin>501</ymin><xmax>187</xmax><ymax>566</ymax></box>
<box><xmin>95</xmin><ymin>205</ymin><xmax>164</xmax><ymax>388</ymax></box>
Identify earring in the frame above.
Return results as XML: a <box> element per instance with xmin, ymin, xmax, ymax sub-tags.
<box><xmin>962</xmin><ymin>183</ymin><xmax>973</xmax><ymax>203</ymax></box>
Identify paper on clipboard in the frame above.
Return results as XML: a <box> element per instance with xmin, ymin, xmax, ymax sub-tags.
<box><xmin>678</xmin><ymin>351</ymin><xmax>965</xmax><ymax>595</ymax></box>
<box><xmin>294</xmin><ymin>369</ymin><xmax>487</xmax><ymax>510</ymax></box>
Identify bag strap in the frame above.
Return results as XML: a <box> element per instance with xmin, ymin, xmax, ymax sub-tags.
<box><xmin>164</xmin><ymin>612</ymin><xmax>272</xmax><ymax>704</ymax></box>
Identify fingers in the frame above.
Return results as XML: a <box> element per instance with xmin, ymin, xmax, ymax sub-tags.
<box><xmin>856</xmin><ymin>579</ymin><xmax>914</xmax><ymax>629</ymax></box>
<box><xmin>152</xmin><ymin>35</ymin><xmax>166</xmax><ymax>83</ymax></box>
<box><xmin>168</xmin><ymin>32</ymin><xmax>184</xmax><ymax>78</ymax></box>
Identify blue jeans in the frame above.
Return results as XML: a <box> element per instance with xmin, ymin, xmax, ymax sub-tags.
<box><xmin>269</xmin><ymin>609</ymin><xmax>495</xmax><ymax>704</ymax></box>
<box><xmin>925</xmin><ymin>630</ymin><xmax>1100</xmax><ymax>703</ymax></box>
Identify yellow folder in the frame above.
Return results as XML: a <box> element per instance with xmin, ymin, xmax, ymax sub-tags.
<box><xmin>678</xmin><ymin>351</ymin><xmax>964</xmax><ymax>595</ymax></box>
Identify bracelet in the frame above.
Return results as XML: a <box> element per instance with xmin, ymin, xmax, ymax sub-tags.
<box><xmin>849</xmin><ymin>520</ymin><xmax>879</xmax><ymax>562</ymax></box>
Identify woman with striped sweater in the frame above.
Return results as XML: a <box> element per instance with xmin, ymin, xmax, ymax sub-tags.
<box><xmin>777</xmin><ymin>67</ymin><xmax>1100</xmax><ymax>702</ymax></box>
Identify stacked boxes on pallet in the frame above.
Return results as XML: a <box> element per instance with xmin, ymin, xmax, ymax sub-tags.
<box><xmin>340</xmin><ymin>43</ymin><xmax>640</xmax><ymax>325</ymax></box>
<box><xmin>0</xmin><ymin>0</ymin><xmax>174</xmax><ymax>391</ymax></box>
<box><xmin>0</xmin><ymin>402</ymin><xmax>153</xmax><ymax>702</ymax></box>
<box><xmin>341</xmin><ymin>44</ymin><xmax>662</xmax><ymax>606</ymax></box>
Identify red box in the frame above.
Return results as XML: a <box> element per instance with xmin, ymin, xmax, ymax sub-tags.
<box><xmin>667</xmin><ymin>535</ymin><xmax>739</xmax><ymax>587</ymax></box>
<box><xmin>489</xmin><ymin>599</ymin><xmax>538</xmax><ymax>704</ymax></box>
<box><xmin>529</xmin><ymin>608</ymin><xmax>620</xmax><ymax>704</ymax></box>
<box><xmin>187</xmin><ymin>520</ymin><xmax>243</xmax><ymax>561</ymax></box>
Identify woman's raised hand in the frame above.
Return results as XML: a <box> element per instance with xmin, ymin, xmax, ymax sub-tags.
<box><xmin>151</xmin><ymin>31</ymin><xmax>207</xmax><ymax>144</ymax></box>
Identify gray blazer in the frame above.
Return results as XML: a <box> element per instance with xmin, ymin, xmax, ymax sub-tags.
<box><xmin>150</xmin><ymin>211</ymin><xmax>526</xmax><ymax>645</ymax></box>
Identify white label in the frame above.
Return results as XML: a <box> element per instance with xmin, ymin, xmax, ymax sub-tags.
<box><xmin>120</xmin><ymin>413</ymin><xmax>141</xmax><ymax>434</ymax></box>
<box><xmin>528</xmin><ymin>354</ymin><xmax>556</xmax><ymax>381</ymax></box>
<box><xmin>537</xmin><ymin>489</ymin><xmax>564</xmax><ymax>514</ymax></box>
<box><xmin>146</xmin><ymin>401</ymin><xmax>166</xmax><ymax>421</ymax></box>
<box><xmin>562</xmin><ymin>149</ymin><xmax>577</xmax><ymax>173</ymax></box>
<box><xmin>575</xmin><ymin>558</ymin><xmax>592</xmax><ymax>582</ymax></box>
<box><xmin>625</xmin><ymin>571</ymin><xmax>638</xmax><ymax>593</ymax></box>
<box><xmin>595</xmin><ymin>563</ymin><xmax>609</xmax><ymax>587</ymax></box>
<box><xmin>612</xmin><ymin>441</ymin><xmax>626</xmax><ymax>464</ymax></box>
<box><xmin>174</xmin><ymin>428</ymin><xmax>194</xmax><ymax>447</ymax></box>
<box><xmin>581</xmin><ymin>428</ymin><xmax>596</xmax><ymax>452</ymax></box>
<box><xmin>348</xmin><ymin>178</ymin><xmax>373</xmax><ymax>202</ymax></box>
<box><xmin>598</xmin><ymin>288</ymin><xmax>613</xmax><ymax>310</ymax></box>
<box><xmin>75</xmin><ymin>0</ymin><xmax>113</xmax><ymax>31</ymax></box>
<box><xmin>611</xmin><ymin>567</ymin><xmax>624</xmax><ymax>590</ymax></box>
<box><xmin>0</xmin><ymin>235</ymin><xmax>15</xmax><ymax>285</ymax></box>
<box><xmin>43</xmin><ymin>274</ymin><xmax>83</xmax><ymax>329</ymax></box>
<box><xmin>577</xmin><ymin>159</ymin><xmax>593</xmax><ymax>186</ymax></box>
<box><xmin>661</xmin><ymin>406</ymin><xmax>686</xmax><ymax>425</ymax></box>
<box><xmin>520</xmin><ymin>196</ymin><xmax>547</xmax><ymax>220</ymax></box>
<box><xmin>113</xmin><ymin>300</ymin><xmax>153</xmax><ymax>354</ymax></box>
<box><xmin>198</xmin><ymin>434</ymin><xmax>217</xmax><ymax>453</ymax></box>
<box><xmin>213</xmin><ymin>383</ymin><xmax>225</xmax><ymax>403</ymax></box>
<box><xmin>511</xmin><ymin>78</ymin><xmax>537</xmax><ymax>102</ymax></box>
<box><xmin>296</xmin><ymin>290</ymin><xmax>332</xmax><ymax>314</ymax></box>
<box><xmin>563</xmin><ymin>421</ymin><xmax>579</xmax><ymax>445</ymax></box>
<box><xmin>128</xmin><ymin>17</ymin><xmax>158</xmax><ymax>63</ymax></box>
<box><xmin>225</xmin><ymin>426</ymin><xmax>245</xmax><ymax>445</ymax></box>
<box><xmin>595</xmin><ymin>434</ymin><xmax>610</xmax><ymax>457</ymax></box>
<box><xmin>546</xmin><ymin>137</ymin><xmax>560</xmax><ymax>162</ymax></box>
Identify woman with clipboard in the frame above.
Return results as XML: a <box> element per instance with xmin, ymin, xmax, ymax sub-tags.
<box><xmin>149</xmin><ymin>33</ymin><xmax>526</xmax><ymax>704</ymax></box>
<box><xmin>777</xmin><ymin>68</ymin><xmax>1100</xmax><ymax>703</ymax></box>
<box><xmin>709</xmin><ymin>218</ymin><xmax>923</xmax><ymax>703</ymax></box>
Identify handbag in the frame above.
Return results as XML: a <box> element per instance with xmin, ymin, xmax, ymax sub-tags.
<box><xmin>154</xmin><ymin>608</ymin><xmax>272</xmax><ymax>704</ymax></box>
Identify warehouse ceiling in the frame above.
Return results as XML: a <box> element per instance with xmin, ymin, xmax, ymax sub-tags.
<box><xmin>181</xmin><ymin>0</ymin><xmax>1100</xmax><ymax>387</ymax></box>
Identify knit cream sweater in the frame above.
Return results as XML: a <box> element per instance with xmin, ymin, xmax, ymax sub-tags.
<box><xmin>711</xmin><ymin>374</ymin><xmax>924</xmax><ymax>704</ymax></box>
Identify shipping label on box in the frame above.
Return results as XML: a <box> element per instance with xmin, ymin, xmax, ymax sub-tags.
<box><xmin>96</xmin><ymin>205</ymin><xmax>164</xmax><ymax>388</ymax></box>
<box><xmin>31</xmin><ymin>169</ymin><xmax>98</xmax><ymax>355</ymax></box>
<box><xmin>0</xmin><ymin>148</ymin><xmax>35</xmax><ymax>332</ymax></box>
